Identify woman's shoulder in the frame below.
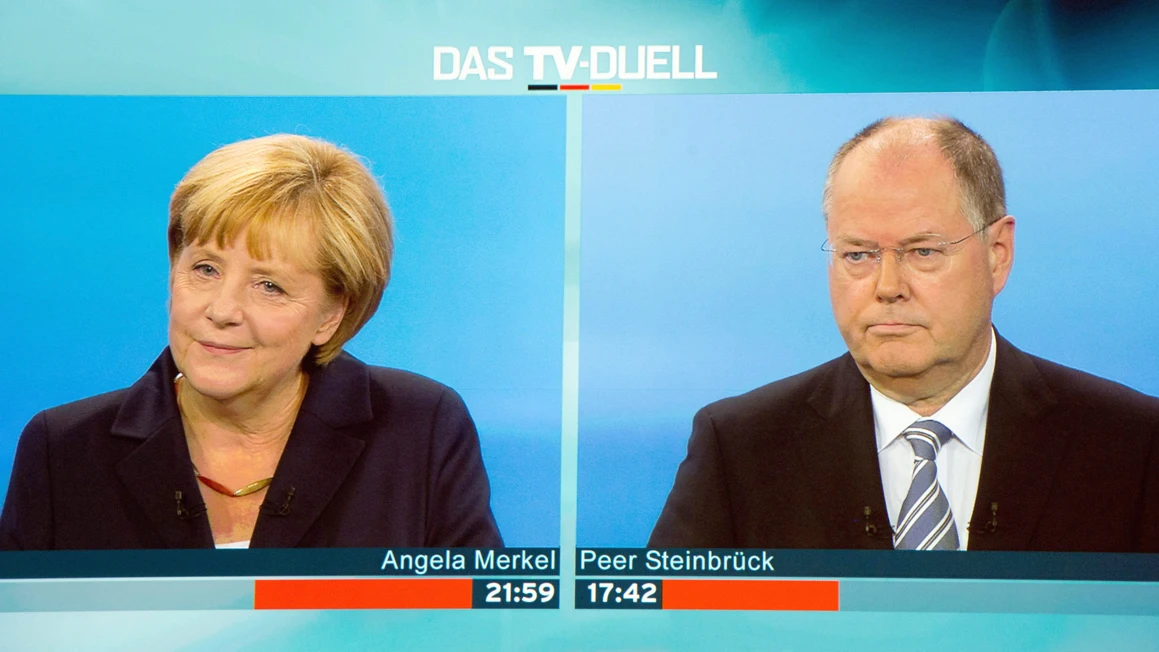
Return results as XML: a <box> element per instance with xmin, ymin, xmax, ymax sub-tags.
<box><xmin>31</xmin><ymin>388</ymin><xmax>132</xmax><ymax>438</ymax></box>
<box><xmin>367</xmin><ymin>366</ymin><xmax>456</xmax><ymax>399</ymax></box>
<box><xmin>306</xmin><ymin>354</ymin><xmax>478</xmax><ymax>454</ymax></box>
<box><xmin>321</xmin><ymin>352</ymin><xmax>466</xmax><ymax>413</ymax></box>
<box><xmin>26</xmin><ymin>350</ymin><xmax>177</xmax><ymax>441</ymax></box>
<box><xmin>329</xmin><ymin>352</ymin><xmax>454</xmax><ymax>398</ymax></box>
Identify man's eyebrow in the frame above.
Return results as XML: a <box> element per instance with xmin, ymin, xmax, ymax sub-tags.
<box><xmin>833</xmin><ymin>233</ymin><xmax>946</xmax><ymax>247</ymax></box>
<box><xmin>833</xmin><ymin>236</ymin><xmax>878</xmax><ymax>247</ymax></box>
<box><xmin>897</xmin><ymin>232</ymin><xmax>945</xmax><ymax>246</ymax></box>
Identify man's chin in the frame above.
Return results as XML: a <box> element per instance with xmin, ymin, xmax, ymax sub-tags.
<box><xmin>859</xmin><ymin>350</ymin><xmax>934</xmax><ymax>380</ymax></box>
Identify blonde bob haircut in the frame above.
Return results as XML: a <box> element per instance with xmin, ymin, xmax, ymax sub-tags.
<box><xmin>168</xmin><ymin>134</ymin><xmax>393</xmax><ymax>366</ymax></box>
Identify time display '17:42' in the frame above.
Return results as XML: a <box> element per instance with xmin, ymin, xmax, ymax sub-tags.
<box><xmin>576</xmin><ymin>580</ymin><xmax>662</xmax><ymax>609</ymax></box>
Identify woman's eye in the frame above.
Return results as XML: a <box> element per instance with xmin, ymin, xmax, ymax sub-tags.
<box><xmin>259</xmin><ymin>280</ymin><xmax>284</xmax><ymax>295</ymax></box>
<box><xmin>193</xmin><ymin>263</ymin><xmax>217</xmax><ymax>276</ymax></box>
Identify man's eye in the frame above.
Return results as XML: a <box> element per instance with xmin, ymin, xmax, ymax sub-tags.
<box><xmin>911</xmin><ymin>247</ymin><xmax>943</xmax><ymax>258</ymax></box>
<box><xmin>843</xmin><ymin>251</ymin><xmax>871</xmax><ymax>263</ymax></box>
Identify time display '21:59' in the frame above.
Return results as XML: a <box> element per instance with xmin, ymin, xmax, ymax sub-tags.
<box><xmin>484</xmin><ymin>581</ymin><xmax>557</xmax><ymax>605</ymax></box>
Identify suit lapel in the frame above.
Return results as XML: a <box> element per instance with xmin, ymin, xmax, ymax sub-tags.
<box><xmin>115</xmin><ymin>417</ymin><xmax>214</xmax><ymax>548</ymax></box>
<box><xmin>250</xmin><ymin>413</ymin><xmax>366</xmax><ymax>547</ymax></box>
<box><xmin>802</xmin><ymin>356</ymin><xmax>893</xmax><ymax>549</ymax></box>
<box><xmin>111</xmin><ymin>349</ymin><xmax>375</xmax><ymax>549</ymax></box>
<box><xmin>968</xmin><ymin>335</ymin><xmax>1061</xmax><ymax>550</ymax></box>
<box><xmin>112</xmin><ymin>350</ymin><xmax>214</xmax><ymax>548</ymax></box>
<box><xmin>250</xmin><ymin>353</ymin><xmax>372</xmax><ymax>548</ymax></box>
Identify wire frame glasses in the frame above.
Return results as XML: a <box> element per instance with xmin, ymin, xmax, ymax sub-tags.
<box><xmin>821</xmin><ymin>223</ymin><xmax>990</xmax><ymax>278</ymax></box>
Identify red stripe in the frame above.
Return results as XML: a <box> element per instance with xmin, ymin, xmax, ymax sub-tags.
<box><xmin>663</xmin><ymin>579</ymin><xmax>839</xmax><ymax>611</ymax></box>
<box><xmin>254</xmin><ymin>578</ymin><xmax>473</xmax><ymax>610</ymax></box>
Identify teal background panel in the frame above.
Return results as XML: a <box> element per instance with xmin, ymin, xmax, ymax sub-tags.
<box><xmin>0</xmin><ymin>579</ymin><xmax>252</xmax><ymax>612</ymax></box>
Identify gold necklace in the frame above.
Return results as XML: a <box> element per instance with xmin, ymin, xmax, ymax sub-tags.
<box><xmin>174</xmin><ymin>374</ymin><xmax>283</xmax><ymax>498</ymax></box>
<box><xmin>193</xmin><ymin>466</ymin><xmax>273</xmax><ymax>498</ymax></box>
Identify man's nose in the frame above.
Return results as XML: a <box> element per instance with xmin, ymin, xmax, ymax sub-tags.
<box><xmin>873</xmin><ymin>251</ymin><xmax>910</xmax><ymax>302</ymax></box>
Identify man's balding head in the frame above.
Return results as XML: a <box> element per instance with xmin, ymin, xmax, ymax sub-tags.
<box><xmin>822</xmin><ymin>117</ymin><xmax>1006</xmax><ymax>233</ymax></box>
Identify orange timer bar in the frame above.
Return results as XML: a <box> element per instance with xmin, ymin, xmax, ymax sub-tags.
<box><xmin>255</xmin><ymin>578</ymin><xmax>560</xmax><ymax>610</ymax></box>
<box><xmin>575</xmin><ymin>579</ymin><xmax>839</xmax><ymax>611</ymax></box>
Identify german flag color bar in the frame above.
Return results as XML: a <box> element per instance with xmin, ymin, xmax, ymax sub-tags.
<box><xmin>527</xmin><ymin>84</ymin><xmax>622</xmax><ymax>91</ymax></box>
<box><xmin>255</xmin><ymin>578</ymin><xmax>560</xmax><ymax>610</ymax></box>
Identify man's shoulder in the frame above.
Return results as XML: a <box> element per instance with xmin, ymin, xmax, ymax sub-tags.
<box><xmin>1021</xmin><ymin>350</ymin><xmax>1159</xmax><ymax>421</ymax></box>
<box><xmin>699</xmin><ymin>354</ymin><xmax>855</xmax><ymax>431</ymax></box>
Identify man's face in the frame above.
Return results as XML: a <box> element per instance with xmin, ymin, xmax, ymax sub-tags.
<box><xmin>825</xmin><ymin>143</ymin><xmax>1014</xmax><ymax>403</ymax></box>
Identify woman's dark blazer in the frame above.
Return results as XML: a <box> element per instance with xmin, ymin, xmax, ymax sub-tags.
<box><xmin>0</xmin><ymin>349</ymin><xmax>504</xmax><ymax>549</ymax></box>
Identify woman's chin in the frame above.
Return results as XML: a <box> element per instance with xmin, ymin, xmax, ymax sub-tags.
<box><xmin>181</xmin><ymin>373</ymin><xmax>251</xmax><ymax>402</ymax></box>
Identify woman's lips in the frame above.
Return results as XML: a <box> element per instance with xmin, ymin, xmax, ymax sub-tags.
<box><xmin>199</xmin><ymin>341</ymin><xmax>248</xmax><ymax>354</ymax></box>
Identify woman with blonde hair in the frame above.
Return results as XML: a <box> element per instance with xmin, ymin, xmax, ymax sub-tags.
<box><xmin>0</xmin><ymin>134</ymin><xmax>502</xmax><ymax>549</ymax></box>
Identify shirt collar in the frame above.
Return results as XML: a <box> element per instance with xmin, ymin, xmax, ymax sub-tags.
<box><xmin>872</xmin><ymin>328</ymin><xmax>996</xmax><ymax>454</ymax></box>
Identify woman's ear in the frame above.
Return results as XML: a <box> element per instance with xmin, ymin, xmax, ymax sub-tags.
<box><xmin>313</xmin><ymin>295</ymin><xmax>349</xmax><ymax>346</ymax></box>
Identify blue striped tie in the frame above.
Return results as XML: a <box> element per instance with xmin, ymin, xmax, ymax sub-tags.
<box><xmin>893</xmin><ymin>419</ymin><xmax>960</xmax><ymax>551</ymax></box>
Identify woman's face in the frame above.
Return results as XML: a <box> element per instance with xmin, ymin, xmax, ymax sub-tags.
<box><xmin>168</xmin><ymin>233</ymin><xmax>346</xmax><ymax>404</ymax></box>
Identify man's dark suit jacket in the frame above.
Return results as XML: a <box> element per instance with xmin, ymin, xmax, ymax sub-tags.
<box><xmin>0</xmin><ymin>349</ymin><xmax>503</xmax><ymax>549</ymax></box>
<box><xmin>649</xmin><ymin>335</ymin><xmax>1159</xmax><ymax>552</ymax></box>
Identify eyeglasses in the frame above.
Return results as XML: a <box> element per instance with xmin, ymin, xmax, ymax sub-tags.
<box><xmin>821</xmin><ymin>223</ymin><xmax>990</xmax><ymax>279</ymax></box>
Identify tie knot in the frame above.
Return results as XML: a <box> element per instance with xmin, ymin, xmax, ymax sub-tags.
<box><xmin>902</xmin><ymin>419</ymin><xmax>954</xmax><ymax>461</ymax></box>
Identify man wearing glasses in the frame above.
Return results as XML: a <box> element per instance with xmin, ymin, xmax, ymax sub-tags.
<box><xmin>650</xmin><ymin>116</ymin><xmax>1159</xmax><ymax>552</ymax></box>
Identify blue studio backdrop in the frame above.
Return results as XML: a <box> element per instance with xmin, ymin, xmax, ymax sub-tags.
<box><xmin>3</xmin><ymin>0</ymin><xmax>1159</xmax><ymax>649</ymax></box>
<box><xmin>0</xmin><ymin>96</ymin><xmax>565</xmax><ymax>547</ymax></box>
<box><xmin>577</xmin><ymin>90</ymin><xmax>1159</xmax><ymax>546</ymax></box>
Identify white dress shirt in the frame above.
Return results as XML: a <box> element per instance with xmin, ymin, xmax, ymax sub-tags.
<box><xmin>872</xmin><ymin>329</ymin><xmax>997</xmax><ymax>550</ymax></box>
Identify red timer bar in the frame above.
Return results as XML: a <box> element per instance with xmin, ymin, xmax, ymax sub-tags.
<box><xmin>255</xmin><ymin>579</ymin><xmax>472</xmax><ymax>610</ymax></box>
<box><xmin>664</xmin><ymin>579</ymin><xmax>838</xmax><ymax>611</ymax></box>
<box><xmin>255</xmin><ymin>578</ymin><xmax>560</xmax><ymax>610</ymax></box>
<box><xmin>576</xmin><ymin>579</ymin><xmax>839</xmax><ymax>611</ymax></box>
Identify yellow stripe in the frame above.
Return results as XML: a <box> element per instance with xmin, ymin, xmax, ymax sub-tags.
<box><xmin>591</xmin><ymin>84</ymin><xmax>622</xmax><ymax>91</ymax></box>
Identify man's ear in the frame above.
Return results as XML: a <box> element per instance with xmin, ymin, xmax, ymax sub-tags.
<box><xmin>988</xmin><ymin>215</ymin><xmax>1016</xmax><ymax>297</ymax></box>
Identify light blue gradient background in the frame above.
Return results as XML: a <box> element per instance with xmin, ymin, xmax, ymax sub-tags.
<box><xmin>1</xmin><ymin>609</ymin><xmax>1158</xmax><ymax>651</ymax></box>
<box><xmin>0</xmin><ymin>96</ymin><xmax>565</xmax><ymax>547</ymax></box>
<box><xmin>577</xmin><ymin>90</ymin><xmax>1159</xmax><ymax>548</ymax></box>
<box><xmin>3</xmin><ymin>0</ymin><xmax>1159</xmax><ymax>649</ymax></box>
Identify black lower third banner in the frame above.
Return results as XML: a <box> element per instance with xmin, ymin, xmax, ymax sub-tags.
<box><xmin>0</xmin><ymin>548</ymin><xmax>560</xmax><ymax>579</ymax></box>
<box><xmin>575</xmin><ymin>548</ymin><xmax>1159</xmax><ymax>581</ymax></box>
